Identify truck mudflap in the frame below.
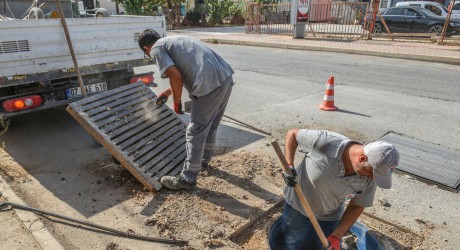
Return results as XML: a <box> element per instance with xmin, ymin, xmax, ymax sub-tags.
<box><xmin>66</xmin><ymin>82</ymin><xmax>186</xmax><ymax>192</ymax></box>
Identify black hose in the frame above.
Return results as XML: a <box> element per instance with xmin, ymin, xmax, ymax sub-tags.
<box><xmin>0</xmin><ymin>192</ymin><xmax>187</xmax><ymax>245</ymax></box>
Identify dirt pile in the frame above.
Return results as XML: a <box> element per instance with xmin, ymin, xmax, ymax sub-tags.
<box><xmin>139</xmin><ymin>149</ymin><xmax>284</xmax><ymax>249</ymax></box>
<box><xmin>75</xmin><ymin>149</ymin><xmax>426</xmax><ymax>249</ymax></box>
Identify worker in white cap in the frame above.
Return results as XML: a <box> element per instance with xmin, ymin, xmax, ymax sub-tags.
<box><xmin>138</xmin><ymin>29</ymin><xmax>234</xmax><ymax>190</ymax></box>
<box><xmin>269</xmin><ymin>129</ymin><xmax>400</xmax><ymax>250</ymax></box>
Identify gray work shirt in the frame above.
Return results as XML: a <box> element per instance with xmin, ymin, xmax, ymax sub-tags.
<box><xmin>284</xmin><ymin>130</ymin><xmax>376</xmax><ymax>221</ymax></box>
<box><xmin>150</xmin><ymin>35</ymin><xmax>235</xmax><ymax>98</ymax></box>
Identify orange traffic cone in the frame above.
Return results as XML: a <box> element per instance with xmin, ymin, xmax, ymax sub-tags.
<box><xmin>319</xmin><ymin>76</ymin><xmax>338</xmax><ymax>111</ymax></box>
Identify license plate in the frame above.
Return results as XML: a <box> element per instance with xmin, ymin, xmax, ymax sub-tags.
<box><xmin>66</xmin><ymin>82</ymin><xmax>108</xmax><ymax>99</ymax></box>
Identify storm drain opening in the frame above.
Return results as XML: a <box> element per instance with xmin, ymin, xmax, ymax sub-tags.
<box><xmin>67</xmin><ymin>82</ymin><xmax>186</xmax><ymax>191</ymax></box>
<box><xmin>227</xmin><ymin>200</ymin><xmax>424</xmax><ymax>249</ymax></box>
<box><xmin>380</xmin><ymin>133</ymin><xmax>460</xmax><ymax>193</ymax></box>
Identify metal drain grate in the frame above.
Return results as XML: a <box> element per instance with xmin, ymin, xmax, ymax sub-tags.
<box><xmin>380</xmin><ymin>133</ymin><xmax>460</xmax><ymax>192</ymax></box>
<box><xmin>67</xmin><ymin>82</ymin><xmax>186</xmax><ymax>191</ymax></box>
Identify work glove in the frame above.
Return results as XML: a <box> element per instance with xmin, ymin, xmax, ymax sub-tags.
<box><xmin>282</xmin><ymin>165</ymin><xmax>297</xmax><ymax>187</ymax></box>
<box><xmin>156</xmin><ymin>92</ymin><xmax>168</xmax><ymax>106</ymax></box>
<box><xmin>327</xmin><ymin>234</ymin><xmax>340</xmax><ymax>250</ymax></box>
<box><xmin>173</xmin><ymin>100</ymin><xmax>184</xmax><ymax>114</ymax></box>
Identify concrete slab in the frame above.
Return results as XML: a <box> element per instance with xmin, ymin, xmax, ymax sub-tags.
<box><xmin>380</xmin><ymin>133</ymin><xmax>460</xmax><ymax>192</ymax></box>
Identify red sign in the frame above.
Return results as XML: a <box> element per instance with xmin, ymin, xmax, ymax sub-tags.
<box><xmin>297</xmin><ymin>0</ymin><xmax>310</xmax><ymax>22</ymax></box>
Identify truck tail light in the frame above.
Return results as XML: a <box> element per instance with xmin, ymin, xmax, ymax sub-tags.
<box><xmin>2</xmin><ymin>95</ymin><xmax>43</xmax><ymax>112</ymax></box>
<box><xmin>130</xmin><ymin>74</ymin><xmax>154</xmax><ymax>85</ymax></box>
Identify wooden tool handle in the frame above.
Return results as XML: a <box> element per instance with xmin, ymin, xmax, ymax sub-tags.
<box><xmin>271</xmin><ymin>140</ymin><xmax>329</xmax><ymax>248</ymax></box>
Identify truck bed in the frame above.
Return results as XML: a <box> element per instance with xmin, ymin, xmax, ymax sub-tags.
<box><xmin>0</xmin><ymin>16</ymin><xmax>165</xmax><ymax>87</ymax></box>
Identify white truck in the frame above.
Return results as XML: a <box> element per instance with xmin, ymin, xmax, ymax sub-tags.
<box><xmin>0</xmin><ymin>13</ymin><xmax>166</xmax><ymax>130</ymax></box>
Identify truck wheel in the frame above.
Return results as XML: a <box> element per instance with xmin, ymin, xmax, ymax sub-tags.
<box><xmin>28</xmin><ymin>7</ymin><xmax>45</xmax><ymax>19</ymax></box>
<box><xmin>95</xmin><ymin>8</ymin><xmax>110</xmax><ymax>17</ymax></box>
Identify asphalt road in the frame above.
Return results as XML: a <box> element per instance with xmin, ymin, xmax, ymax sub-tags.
<box><xmin>1</xmin><ymin>43</ymin><xmax>459</xmax><ymax>249</ymax></box>
<box><xmin>212</xmin><ymin>44</ymin><xmax>460</xmax><ymax>149</ymax></box>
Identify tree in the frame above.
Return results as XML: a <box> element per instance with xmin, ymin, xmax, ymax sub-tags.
<box><xmin>205</xmin><ymin>0</ymin><xmax>234</xmax><ymax>26</ymax></box>
<box><xmin>229</xmin><ymin>0</ymin><xmax>246</xmax><ymax>24</ymax></box>
<box><xmin>118</xmin><ymin>0</ymin><xmax>166</xmax><ymax>15</ymax></box>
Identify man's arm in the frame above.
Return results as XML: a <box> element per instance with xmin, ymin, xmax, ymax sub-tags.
<box><xmin>284</xmin><ymin>128</ymin><xmax>300</xmax><ymax>165</ymax></box>
<box><xmin>164</xmin><ymin>66</ymin><xmax>183</xmax><ymax>103</ymax></box>
<box><xmin>331</xmin><ymin>200</ymin><xmax>364</xmax><ymax>238</ymax></box>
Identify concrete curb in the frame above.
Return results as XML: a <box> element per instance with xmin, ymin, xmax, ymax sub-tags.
<box><xmin>202</xmin><ymin>39</ymin><xmax>460</xmax><ymax>65</ymax></box>
<box><xmin>0</xmin><ymin>175</ymin><xmax>64</xmax><ymax>250</ymax></box>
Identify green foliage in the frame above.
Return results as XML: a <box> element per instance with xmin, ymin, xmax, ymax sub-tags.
<box><xmin>205</xmin><ymin>0</ymin><xmax>234</xmax><ymax>26</ymax></box>
<box><xmin>229</xmin><ymin>0</ymin><xmax>246</xmax><ymax>18</ymax></box>
<box><xmin>254</xmin><ymin>0</ymin><xmax>277</xmax><ymax>14</ymax></box>
<box><xmin>118</xmin><ymin>0</ymin><xmax>167</xmax><ymax>15</ymax></box>
<box><xmin>254</xmin><ymin>0</ymin><xmax>276</xmax><ymax>4</ymax></box>
<box><xmin>182</xmin><ymin>8</ymin><xmax>205</xmax><ymax>26</ymax></box>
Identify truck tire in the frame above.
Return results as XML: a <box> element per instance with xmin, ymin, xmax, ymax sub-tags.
<box><xmin>95</xmin><ymin>8</ymin><xmax>110</xmax><ymax>17</ymax></box>
<box><xmin>28</xmin><ymin>7</ymin><xmax>45</xmax><ymax>19</ymax></box>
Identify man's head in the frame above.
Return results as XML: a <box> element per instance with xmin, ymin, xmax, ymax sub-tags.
<box><xmin>363</xmin><ymin>141</ymin><xmax>400</xmax><ymax>189</ymax></box>
<box><xmin>138</xmin><ymin>29</ymin><xmax>161</xmax><ymax>58</ymax></box>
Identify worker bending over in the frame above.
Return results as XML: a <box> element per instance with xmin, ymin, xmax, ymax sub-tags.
<box><xmin>138</xmin><ymin>29</ymin><xmax>235</xmax><ymax>190</ymax></box>
<box><xmin>270</xmin><ymin>129</ymin><xmax>399</xmax><ymax>249</ymax></box>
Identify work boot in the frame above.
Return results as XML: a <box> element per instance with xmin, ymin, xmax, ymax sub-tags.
<box><xmin>201</xmin><ymin>162</ymin><xmax>211</xmax><ymax>170</ymax></box>
<box><xmin>160</xmin><ymin>175</ymin><xmax>196</xmax><ymax>191</ymax></box>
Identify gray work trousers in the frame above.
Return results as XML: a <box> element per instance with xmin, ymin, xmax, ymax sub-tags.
<box><xmin>180</xmin><ymin>76</ymin><xmax>233</xmax><ymax>182</ymax></box>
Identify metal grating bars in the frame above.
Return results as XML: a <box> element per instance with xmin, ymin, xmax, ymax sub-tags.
<box><xmin>380</xmin><ymin>133</ymin><xmax>460</xmax><ymax>192</ymax></box>
<box><xmin>0</xmin><ymin>40</ymin><xmax>30</xmax><ymax>54</ymax></box>
<box><xmin>67</xmin><ymin>82</ymin><xmax>187</xmax><ymax>191</ymax></box>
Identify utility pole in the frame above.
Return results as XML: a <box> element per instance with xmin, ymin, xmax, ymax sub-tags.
<box><xmin>115</xmin><ymin>0</ymin><xmax>119</xmax><ymax>14</ymax></box>
<box><xmin>367</xmin><ymin>0</ymin><xmax>379</xmax><ymax>39</ymax></box>
<box><xmin>439</xmin><ymin>0</ymin><xmax>456</xmax><ymax>44</ymax></box>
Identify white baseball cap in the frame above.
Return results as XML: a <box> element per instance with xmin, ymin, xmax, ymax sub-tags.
<box><xmin>364</xmin><ymin>141</ymin><xmax>400</xmax><ymax>189</ymax></box>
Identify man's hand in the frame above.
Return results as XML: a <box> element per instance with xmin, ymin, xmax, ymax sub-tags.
<box><xmin>173</xmin><ymin>101</ymin><xmax>184</xmax><ymax>114</ymax></box>
<box><xmin>327</xmin><ymin>234</ymin><xmax>340</xmax><ymax>250</ymax></box>
<box><xmin>156</xmin><ymin>92</ymin><xmax>168</xmax><ymax>106</ymax></box>
<box><xmin>282</xmin><ymin>165</ymin><xmax>297</xmax><ymax>187</ymax></box>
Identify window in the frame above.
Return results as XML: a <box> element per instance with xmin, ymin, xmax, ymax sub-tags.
<box><xmin>454</xmin><ymin>3</ymin><xmax>460</xmax><ymax>10</ymax></box>
<box><xmin>408</xmin><ymin>4</ymin><xmax>422</xmax><ymax>7</ymax></box>
<box><xmin>380</xmin><ymin>0</ymin><xmax>389</xmax><ymax>8</ymax></box>
<box><xmin>425</xmin><ymin>4</ymin><xmax>442</xmax><ymax>16</ymax></box>
<box><xmin>386</xmin><ymin>8</ymin><xmax>401</xmax><ymax>15</ymax></box>
<box><xmin>403</xmin><ymin>8</ymin><xmax>418</xmax><ymax>16</ymax></box>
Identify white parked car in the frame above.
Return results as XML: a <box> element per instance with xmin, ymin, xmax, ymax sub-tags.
<box><xmin>453</xmin><ymin>2</ymin><xmax>460</xmax><ymax>15</ymax></box>
<box><xmin>396</xmin><ymin>1</ymin><xmax>460</xmax><ymax>19</ymax></box>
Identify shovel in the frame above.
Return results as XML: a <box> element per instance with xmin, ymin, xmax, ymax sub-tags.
<box><xmin>271</xmin><ymin>140</ymin><xmax>329</xmax><ymax>249</ymax></box>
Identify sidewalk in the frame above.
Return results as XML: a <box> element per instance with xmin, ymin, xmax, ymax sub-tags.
<box><xmin>0</xmin><ymin>175</ymin><xmax>64</xmax><ymax>250</ymax></box>
<box><xmin>169</xmin><ymin>27</ymin><xmax>460</xmax><ymax>65</ymax></box>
